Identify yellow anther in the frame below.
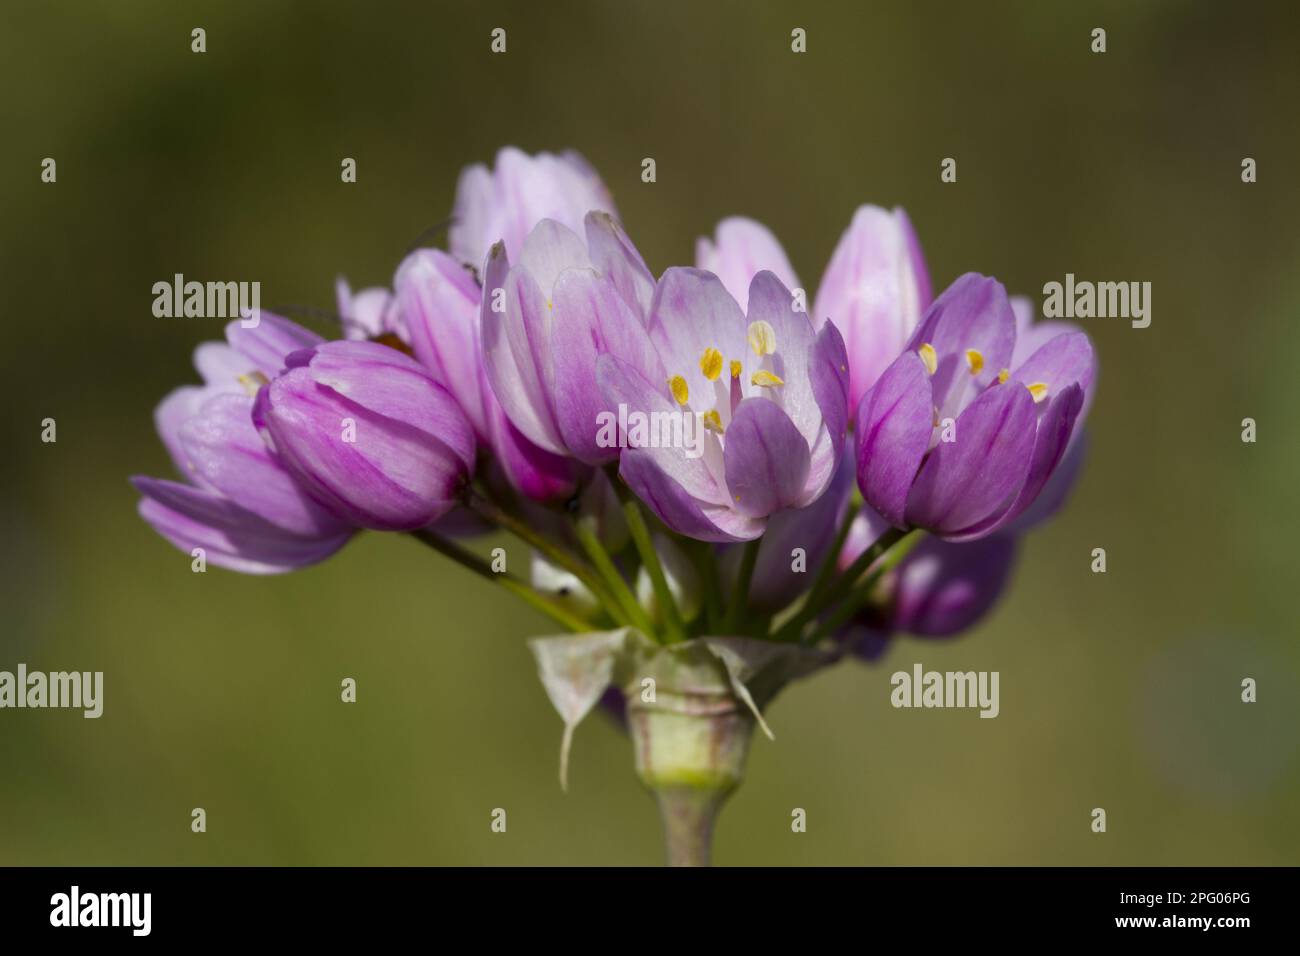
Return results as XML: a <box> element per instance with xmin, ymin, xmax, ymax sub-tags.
<box><xmin>699</xmin><ymin>347</ymin><xmax>724</xmax><ymax>381</ymax></box>
<box><xmin>997</xmin><ymin>368</ymin><xmax>1010</xmax><ymax>384</ymax></box>
<box><xmin>238</xmin><ymin>371</ymin><xmax>269</xmax><ymax>395</ymax></box>
<box><xmin>669</xmin><ymin>375</ymin><xmax>690</xmax><ymax>405</ymax></box>
<box><xmin>965</xmin><ymin>349</ymin><xmax>984</xmax><ymax>375</ymax></box>
<box><xmin>918</xmin><ymin>342</ymin><xmax>938</xmax><ymax>375</ymax></box>
<box><xmin>751</xmin><ymin>370</ymin><xmax>785</xmax><ymax>388</ymax></box>
<box><xmin>1026</xmin><ymin>382</ymin><xmax>1049</xmax><ymax>403</ymax></box>
<box><xmin>747</xmin><ymin>320</ymin><xmax>777</xmax><ymax>357</ymax></box>
<box><xmin>702</xmin><ymin>409</ymin><xmax>724</xmax><ymax>433</ymax></box>
<box><xmin>730</xmin><ymin>359</ymin><xmax>743</xmax><ymax>379</ymax></box>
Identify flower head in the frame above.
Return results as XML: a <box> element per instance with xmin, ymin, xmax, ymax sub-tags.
<box><xmin>855</xmin><ymin>273</ymin><xmax>1095</xmax><ymax>540</ymax></box>
<box><xmin>132</xmin><ymin>315</ymin><xmax>353</xmax><ymax>573</ymax></box>
<box><xmin>698</xmin><ymin>206</ymin><xmax>932</xmax><ymax>418</ymax></box>
<box><xmin>481</xmin><ymin>211</ymin><xmax>664</xmax><ymax>465</ymax></box>
<box><xmin>598</xmin><ymin>268</ymin><xmax>848</xmax><ymax>542</ymax></box>
<box><xmin>450</xmin><ymin>147</ymin><xmax>616</xmax><ymax>267</ymax></box>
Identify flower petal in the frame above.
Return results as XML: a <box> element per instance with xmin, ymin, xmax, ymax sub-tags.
<box><xmin>854</xmin><ymin>351</ymin><xmax>934</xmax><ymax>527</ymax></box>
<box><xmin>224</xmin><ymin>313</ymin><xmax>324</xmax><ymax>378</ymax></box>
<box><xmin>951</xmin><ymin>383</ymin><xmax>1085</xmax><ymax>540</ymax></box>
<box><xmin>519</xmin><ymin>218</ymin><xmax>591</xmax><ymax>294</ymax></box>
<box><xmin>812</xmin><ymin>205</ymin><xmax>930</xmax><ymax>414</ymax></box>
<box><xmin>695</xmin><ymin>217</ymin><xmax>800</xmax><ymax>311</ymax></box>
<box><xmin>905</xmin><ymin>273</ymin><xmax>1016</xmax><ymax>420</ymax></box>
<box><xmin>585</xmin><ymin>211</ymin><xmax>655</xmax><ymax>318</ymax></box>
<box><xmin>480</xmin><ymin>243</ymin><xmax>567</xmax><ymax>454</ymax></box>
<box><xmin>892</xmin><ymin>534</ymin><xmax>1018</xmax><ymax>636</ymax></box>
<box><xmin>395</xmin><ymin>248</ymin><xmax>489</xmax><ymax>438</ymax></box>
<box><xmin>744</xmin><ymin>449</ymin><xmax>853</xmax><ymax>612</ymax></box>
<box><xmin>552</xmin><ymin>268</ymin><xmax>664</xmax><ymax>464</ymax></box>
<box><xmin>904</xmin><ymin>381</ymin><xmax>1037</xmax><ymax>536</ymax></box>
<box><xmin>133</xmin><ymin>476</ymin><xmax>350</xmax><ymax>574</ymax></box>
<box><xmin>178</xmin><ymin>392</ymin><xmax>348</xmax><ymax>537</ymax></box>
<box><xmin>618</xmin><ymin>449</ymin><xmax>762</xmax><ymax>542</ymax></box>
<box><xmin>723</xmin><ymin>398</ymin><xmax>811</xmax><ymax>518</ymax></box>
<box><xmin>596</xmin><ymin>353</ymin><xmax>724</xmax><ymax>504</ymax></box>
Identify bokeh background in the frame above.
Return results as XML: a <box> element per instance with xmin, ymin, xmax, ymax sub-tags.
<box><xmin>2</xmin><ymin>0</ymin><xmax>1298</xmax><ymax>865</ymax></box>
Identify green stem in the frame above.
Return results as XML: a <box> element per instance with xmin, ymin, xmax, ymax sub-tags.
<box><xmin>694</xmin><ymin>541</ymin><xmax>724</xmax><ymax>635</ymax></box>
<box><xmin>572</xmin><ymin>517</ymin><xmax>655</xmax><ymax>635</ymax></box>
<box><xmin>464</xmin><ymin>488</ymin><xmax>628</xmax><ymax>624</ymax></box>
<box><xmin>409</xmin><ymin>528</ymin><xmax>591</xmax><ymax>633</ymax></box>
<box><xmin>621</xmin><ymin>497</ymin><xmax>688</xmax><ymax>644</ymax></box>
<box><xmin>774</xmin><ymin>526</ymin><xmax>907</xmax><ymax>642</ymax></box>
<box><xmin>802</xmin><ymin>498</ymin><xmax>861</xmax><ymax>611</ymax></box>
<box><xmin>803</xmin><ymin>530</ymin><xmax>924</xmax><ymax>645</ymax></box>
<box><xmin>723</xmin><ymin>539</ymin><xmax>762</xmax><ymax>635</ymax></box>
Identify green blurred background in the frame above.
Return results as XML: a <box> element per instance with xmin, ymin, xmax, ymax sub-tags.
<box><xmin>2</xmin><ymin>0</ymin><xmax>1298</xmax><ymax>865</ymax></box>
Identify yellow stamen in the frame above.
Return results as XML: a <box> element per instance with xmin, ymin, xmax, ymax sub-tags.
<box><xmin>238</xmin><ymin>371</ymin><xmax>269</xmax><ymax>395</ymax></box>
<box><xmin>729</xmin><ymin>359</ymin><xmax>742</xmax><ymax>379</ymax></box>
<box><xmin>669</xmin><ymin>375</ymin><xmax>690</xmax><ymax>405</ymax></box>
<box><xmin>1026</xmin><ymin>382</ymin><xmax>1049</xmax><ymax>403</ymax></box>
<box><xmin>702</xmin><ymin>409</ymin><xmax>724</xmax><ymax>433</ymax></box>
<box><xmin>918</xmin><ymin>342</ymin><xmax>938</xmax><ymax>375</ymax></box>
<box><xmin>699</xmin><ymin>347</ymin><xmax>724</xmax><ymax>381</ymax></box>
<box><xmin>997</xmin><ymin>368</ymin><xmax>1010</xmax><ymax>384</ymax></box>
<box><xmin>751</xmin><ymin>370</ymin><xmax>785</xmax><ymax>388</ymax></box>
<box><xmin>965</xmin><ymin>348</ymin><xmax>984</xmax><ymax>375</ymax></box>
<box><xmin>747</xmin><ymin>320</ymin><xmax>777</xmax><ymax>357</ymax></box>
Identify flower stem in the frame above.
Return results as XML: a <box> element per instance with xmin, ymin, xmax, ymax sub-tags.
<box><xmin>464</xmin><ymin>488</ymin><xmax>630</xmax><ymax>626</ymax></box>
<box><xmin>655</xmin><ymin>786</ymin><xmax>724</xmax><ymax>866</ymax></box>
<box><xmin>773</xmin><ymin>526</ymin><xmax>907</xmax><ymax>642</ymax></box>
<box><xmin>804</xmin><ymin>529</ymin><xmax>924</xmax><ymax>645</ymax></box>
<box><xmin>408</xmin><ymin>528</ymin><xmax>592</xmax><ymax>633</ymax></box>
<box><xmin>803</xmin><ymin>498</ymin><xmax>861</xmax><ymax>610</ymax></box>
<box><xmin>723</xmin><ymin>538</ymin><xmax>761</xmax><ymax>634</ymax></box>
<box><xmin>621</xmin><ymin>497</ymin><xmax>688</xmax><ymax>644</ymax></box>
<box><xmin>571</xmin><ymin>517</ymin><xmax>656</xmax><ymax>636</ymax></box>
<box><xmin>694</xmin><ymin>541</ymin><xmax>724</xmax><ymax>634</ymax></box>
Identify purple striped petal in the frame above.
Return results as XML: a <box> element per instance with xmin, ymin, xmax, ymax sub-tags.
<box><xmin>812</xmin><ymin>205</ymin><xmax>930</xmax><ymax>415</ymax></box>
<box><xmin>585</xmin><ymin>211</ymin><xmax>655</xmax><ymax>318</ymax></box>
<box><xmin>906</xmin><ymin>273</ymin><xmax>1016</xmax><ymax>420</ymax></box>
<box><xmin>133</xmin><ymin>476</ymin><xmax>350</xmax><ymax>574</ymax></box>
<box><xmin>552</xmin><ymin>268</ymin><xmax>663</xmax><ymax>464</ymax></box>
<box><xmin>892</xmin><ymin>534</ymin><xmax>1018</xmax><ymax>636</ymax></box>
<box><xmin>904</xmin><ymin>381</ymin><xmax>1037</xmax><ymax>536</ymax></box>
<box><xmin>395</xmin><ymin>249</ymin><xmax>489</xmax><ymax>439</ymax></box>
<box><xmin>480</xmin><ymin>243</ymin><xmax>566</xmax><ymax>454</ymax></box>
<box><xmin>695</xmin><ymin>217</ymin><xmax>800</xmax><ymax>312</ymax></box>
<box><xmin>854</xmin><ymin>351</ymin><xmax>934</xmax><ymax>527</ymax></box>
<box><xmin>618</xmin><ymin>449</ymin><xmax>763</xmax><ymax>543</ymax></box>
<box><xmin>178</xmin><ymin>392</ymin><xmax>348</xmax><ymax>538</ymax></box>
<box><xmin>723</xmin><ymin>398</ymin><xmax>811</xmax><ymax>518</ymax></box>
<box><xmin>224</xmin><ymin>313</ymin><xmax>324</xmax><ymax>378</ymax></box>
<box><xmin>745</xmin><ymin>450</ymin><xmax>854</xmax><ymax>612</ymax></box>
